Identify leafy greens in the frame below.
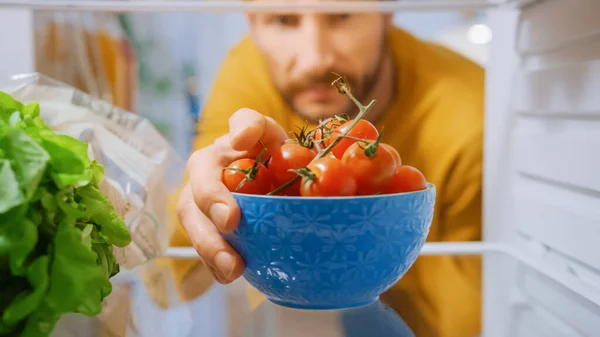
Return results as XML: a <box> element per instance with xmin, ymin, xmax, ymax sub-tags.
<box><xmin>0</xmin><ymin>92</ymin><xmax>131</xmax><ymax>337</ymax></box>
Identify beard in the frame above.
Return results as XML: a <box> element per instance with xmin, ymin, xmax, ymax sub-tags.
<box><xmin>277</xmin><ymin>45</ymin><xmax>387</xmax><ymax>123</ymax></box>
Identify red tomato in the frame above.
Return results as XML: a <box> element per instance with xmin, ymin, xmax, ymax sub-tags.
<box><xmin>384</xmin><ymin>166</ymin><xmax>427</xmax><ymax>194</ymax></box>
<box><xmin>328</xmin><ymin>120</ymin><xmax>379</xmax><ymax>159</ymax></box>
<box><xmin>247</xmin><ymin>142</ymin><xmax>271</xmax><ymax>161</ymax></box>
<box><xmin>341</xmin><ymin>142</ymin><xmax>397</xmax><ymax>195</ymax></box>
<box><xmin>381</xmin><ymin>143</ymin><xmax>402</xmax><ymax>167</ymax></box>
<box><xmin>299</xmin><ymin>157</ymin><xmax>357</xmax><ymax>197</ymax></box>
<box><xmin>268</xmin><ymin>142</ymin><xmax>317</xmax><ymax>196</ymax></box>
<box><xmin>223</xmin><ymin>158</ymin><xmax>271</xmax><ymax>195</ymax></box>
<box><xmin>314</xmin><ymin>119</ymin><xmax>343</xmax><ymax>145</ymax></box>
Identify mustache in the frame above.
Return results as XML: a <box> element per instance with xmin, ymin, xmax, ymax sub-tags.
<box><xmin>282</xmin><ymin>72</ymin><xmax>358</xmax><ymax>97</ymax></box>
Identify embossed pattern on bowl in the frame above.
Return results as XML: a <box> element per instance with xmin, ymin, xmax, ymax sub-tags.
<box><xmin>223</xmin><ymin>184</ymin><xmax>436</xmax><ymax>310</ymax></box>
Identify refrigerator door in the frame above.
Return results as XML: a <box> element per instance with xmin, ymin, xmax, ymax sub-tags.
<box><xmin>483</xmin><ymin>0</ymin><xmax>600</xmax><ymax>336</ymax></box>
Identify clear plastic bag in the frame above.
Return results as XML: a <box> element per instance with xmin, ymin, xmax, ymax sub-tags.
<box><xmin>2</xmin><ymin>72</ymin><xmax>194</xmax><ymax>337</ymax></box>
<box><xmin>1</xmin><ymin>72</ymin><xmax>184</xmax><ymax>269</ymax></box>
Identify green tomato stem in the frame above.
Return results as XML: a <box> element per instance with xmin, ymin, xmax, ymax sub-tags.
<box><xmin>364</xmin><ymin>130</ymin><xmax>384</xmax><ymax>158</ymax></box>
<box><xmin>340</xmin><ymin>135</ymin><xmax>371</xmax><ymax>144</ymax></box>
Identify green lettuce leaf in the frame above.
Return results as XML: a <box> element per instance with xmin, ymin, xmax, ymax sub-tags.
<box><xmin>77</xmin><ymin>185</ymin><xmax>131</xmax><ymax>247</ymax></box>
<box><xmin>20</xmin><ymin>306</ymin><xmax>62</xmax><ymax>337</ymax></box>
<box><xmin>2</xmin><ymin>256</ymin><xmax>50</xmax><ymax>325</ymax></box>
<box><xmin>0</xmin><ymin>92</ymin><xmax>23</xmax><ymax>123</ymax></box>
<box><xmin>0</xmin><ymin>91</ymin><xmax>131</xmax><ymax>337</ymax></box>
<box><xmin>22</xmin><ymin>102</ymin><xmax>40</xmax><ymax>119</ymax></box>
<box><xmin>0</xmin><ymin>128</ymin><xmax>50</xmax><ymax>200</ymax></box>
<box><xmin>0</xmin><ymin>206</ymin><xmax>38</xmax><ymax>275</ymax></box>
<box><xmin>0</xmin><ymin>159</ymin><xmax>26</xmax><ymax>213</ymax></box>
<box><xmin>39</xmin><ymin>133</ymin><xmax>92</xmax><ymax>188</ymax></box>
<box><xmin>45</xmin><ymin>221</ymin><xmax>111</xmax><ymax>316</ymax></box>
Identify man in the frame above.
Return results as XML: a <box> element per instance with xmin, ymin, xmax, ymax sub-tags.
<box><xmin>167</xmin><ymin>1</ymin><xmax>484</xmax><ymax>336</ymax></box>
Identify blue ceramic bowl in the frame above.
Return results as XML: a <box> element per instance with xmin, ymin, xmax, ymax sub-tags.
<box><xmin>223</xmin><ymin>184</ymin><xmax>436</xmax><ymax>310</ymax></box>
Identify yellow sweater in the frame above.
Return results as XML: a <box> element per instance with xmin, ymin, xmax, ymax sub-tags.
<box><xmin>166</xmin><ymin>27</ymin><xmax>484</xmax><ymax>337</ymax></box>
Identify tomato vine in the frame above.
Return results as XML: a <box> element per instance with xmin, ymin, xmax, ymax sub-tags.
<box><xmin>267</xmin><ymin>74</ymin><xmax>377</xmax><ymax>196</ymax></box>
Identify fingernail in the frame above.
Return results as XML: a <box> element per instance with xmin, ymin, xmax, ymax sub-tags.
<box><xmin>214</xmin><ymin>251</ymin><xmax>235</xmax><ymax>279</ymax></box>
<box><xmin>209</xmin><ymin>203</ymin><xmax>229</xmax><ymax>231</ymax></box>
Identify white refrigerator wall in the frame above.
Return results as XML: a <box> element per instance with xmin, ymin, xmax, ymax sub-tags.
<box><xmin>0</xmin><ymin>9</ymin><xmax>34</xmax><ymax>77</ymax></box>
<box><xmin>483</xmin><ymin>0</ymin><xmax>600</xmax><ymax>336</ymax></box>
<box><xmin>482</xmin><ymin>8</ymin><xmax>520</xmax><ymax>337</ymax></box>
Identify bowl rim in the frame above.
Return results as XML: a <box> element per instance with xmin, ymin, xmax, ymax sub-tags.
<box><xmin>232</xmin><ymin>182</ymin><xmax>436</xmax><ymax>200</ymax></box>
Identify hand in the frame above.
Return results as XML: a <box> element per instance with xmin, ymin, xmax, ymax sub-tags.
<box><xmin>177</xmin><ymin>108</ymin><xmax>287</xmax><ymax>284</ymax></box>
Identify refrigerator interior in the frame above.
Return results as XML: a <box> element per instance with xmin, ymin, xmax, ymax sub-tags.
<box><xmin>0</xmin><ymin>0</ymin><xmax>599</xmax><ymax>336</ymax></box>
<box><xmin>484</xmin><ymin>0</ymin><xmax>600</xmax><ymax>335</ymax></box>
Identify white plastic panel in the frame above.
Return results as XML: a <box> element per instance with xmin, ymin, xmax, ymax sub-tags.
<box><xmin>512</xmin><ymin>305</ymin><xmax>584</xmax><ymax>337</ymax></box>
<box><xmin>484</xmin><ymin>0</ymin><xmax>600</xmax><ymax>335</ymax></box>
<box><xmin>516</xmin><ymin>0</ymin><xmax>600</xmax><ymax>55</ymax></box>
<box><xmin>513</xmin><ymin>176</ymin><xmax>600</xmax><ymax>272</ymax></box>
<box><xmin>482</xmin><ymin>8</ymin><xmax>521</xmax><ymax>337</ymax></box>
<box><xmin>513</xmin><ymin>60</ymin><xmax>600</xmax><ymax>116</ymax></box>
<box><xmin>520</xmin><ymin>268</ymin><xmax>600</xmax><ymax>336</ymax></box>
<box><xmin>508</xmin><ymin>0</ymin><xmax>600</xmax><ymax>275</ymax></box>
<box><xmin>513</xmin><ymin>117</ymin><xmax>600</xmax><ymax>192</ymax></box>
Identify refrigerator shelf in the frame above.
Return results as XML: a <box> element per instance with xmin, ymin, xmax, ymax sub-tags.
<box><xmin>164</xmin><ymin>241</ymin><xmax>600</xmax><ymax>309</ymax></box>
<box><xmin>164</xmin><ymin>241</ymin><xmax>504</xmax><ymax>259</ymax></box>
<box><xmin>0</xmin><ymin>0</ymin><xmax>542</xmax><ymax>13</ymax></box>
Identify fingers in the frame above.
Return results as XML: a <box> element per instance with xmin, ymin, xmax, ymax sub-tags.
<box><xmin>177</xmin><ymin>185</ymin><xmax>245</xmax><ymax>283</ymax></box>
<box><xmin>187</xmin><ymin>109</ymin><xmax>287</xmax><ymax>234</ymax></box>
<box><xmin>229</xmin><ymin>108</ymin><xmax>287</xmax><ymax>153</ymax></box>
<box><xmin>181</xmin><ymin>108</ymin><xmax>286</xmax><ymax>283</ymax></box>
<box><xmin>187</xmin><ymin>145</ymin><xmax>242</xmax><ymax>234</ymax></box>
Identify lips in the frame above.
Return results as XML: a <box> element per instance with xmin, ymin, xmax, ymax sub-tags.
<box><xmin>301</xmin><ymin>84</ymin><xmax>335</xmax><ymax>100</ymax></box>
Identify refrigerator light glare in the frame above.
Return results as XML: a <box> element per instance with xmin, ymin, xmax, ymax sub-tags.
<box><xmin>467</xmin><ymin>23</ymin><xmax>492</xmax><ymax>45</ymax></box>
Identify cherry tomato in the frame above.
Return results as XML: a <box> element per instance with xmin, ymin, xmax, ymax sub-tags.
<box><xmin>223</xmin><ymin>158</ymin><xmax>272</xmax><ymax>195</ymax></box>
<box><xmin>381</xmin><ymin>143</ymin><xmax>402</xmax><ymax>167</ymax></box>
<box><xmin>341</xmin><ymin>142</ymin><xmax>397</xmax><ymax>195</ymax></box>
<box><xmin>384</xmin><ymin>166</ymin><xmax>427</xmax><ymax>194</ymax></box>
<box><xmin>268</xmin><ymin>142</ymin><xmax>317</xmax><ymax>196</ymax></box>
<box><xmin>328</xmin><ymin>120</ymin><xmax>379</xmax><ymax>159</ymax></box>
<box><xmin>300</xmin><ymin>157</ymin><xmax>357</xmax><ymax>197</ymax></box>
<box><xmin>314</xmin><ymin>119</ymin><xmax>343</xmax><ymax>145</ymax></box>
<box><xmin>247</xmin><ymin>142</ymin><xmax>271</xmax><ymax>161</ymax></box>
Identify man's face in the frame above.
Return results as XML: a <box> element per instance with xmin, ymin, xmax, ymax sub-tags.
<box><xmin>248</xmin><ymin>0</ymin><xmax>390</xmax><ymax>122</ymax></box>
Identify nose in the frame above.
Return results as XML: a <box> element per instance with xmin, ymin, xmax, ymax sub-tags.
<box><xmin>295</xmin><ymin>17</ymin><xmax>335</xmax><ymax>76</ymax></box>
